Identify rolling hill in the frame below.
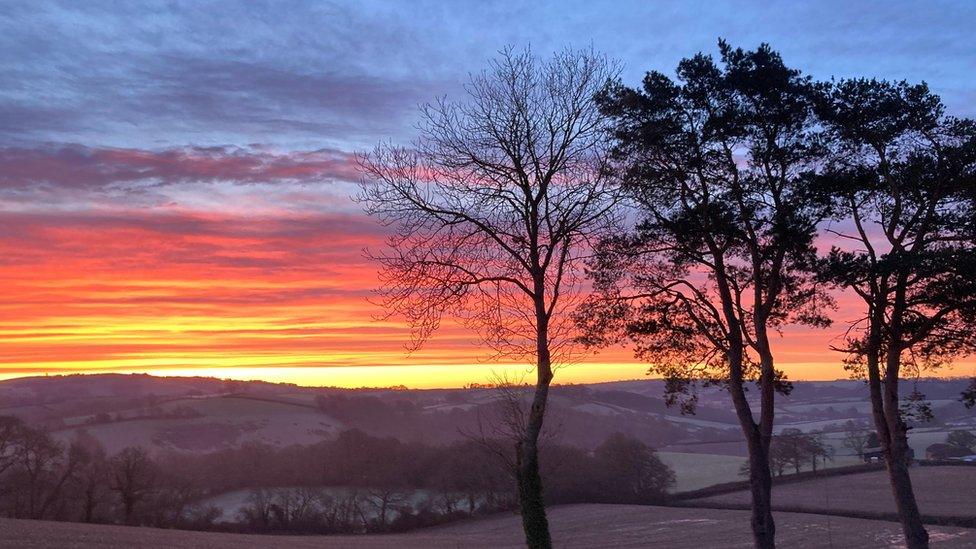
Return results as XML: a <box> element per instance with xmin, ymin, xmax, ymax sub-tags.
<box><xmin>1</xmin><ymin>374</ymin><xmax>972</xmax><ymax>491</ymax></box>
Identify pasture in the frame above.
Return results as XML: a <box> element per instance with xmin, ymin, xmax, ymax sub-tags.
<box><xmin>2</xmin><ymin>505</ymin><xmax>974</xmax><ymax>548</ymax></box>
<box><xmin>696</xmin><ymin>466</ymin><xmax>976</xmax><ymax>518</ymax></box>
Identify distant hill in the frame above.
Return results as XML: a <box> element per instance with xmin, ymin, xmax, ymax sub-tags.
<box><xmin>0</xmin><ymin>373</ymin><xmax>971</xmax><ymax>458</ymax></box>
<box><xmin>0</xmin><ymin>373</ymin><xmax>972</xmax><ymax>502</ymax></box>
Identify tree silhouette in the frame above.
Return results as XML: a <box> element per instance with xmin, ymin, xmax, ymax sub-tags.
<box><xmin>945</xmin><ymin>430</ymin><xmax>976</xmax><ymax>452</ymax></box>
<box><xmin>0</xmin><ymin>416</ymin><xmax>25</xmax><ymax>477</ymax></box>
<box><xmin>593</xmin><ymin>432</ymin><xmax>674</xmax><ymax>502</ymax></box>
<box><xmin>962</xmin><ymin>379</ymin><xmax>976</xmax><ymax>409</ymax></box>
<box><xmin>581</xmin><ymin>41</ymin><xmax>831</xmax><ymax>549</ymax></box>
<box><xmin>841</xmin><ymin>420</ymin><xmax>870</xmax><ymax>457</ymax></box>
<box><xmin>70</xmin><ymin>434</ymin><xmax>109</xmax><ymax>523</ymax></box>
<box><xmin>109</xmin><ymin>447</ymin><xmax>157</xmax><ymax>525</ymax></box>
<box><xmin>359</xmin><ymin>47</ymin><xmax>620</xmax><ymax>549</ymax></box>
<box><xmin>815</xmin><ymin>78</ymin><xmax>976</xmax><ymax>549</ymax></box>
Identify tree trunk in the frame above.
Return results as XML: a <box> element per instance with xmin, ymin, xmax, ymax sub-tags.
<box><xmin>885</xmin><ymin>435</ymin><xmax>928</xmax><ymax>549</ymax></box>
<box><xmin>881</xmin><ymin>344</ymin><xmax>929</xmax><ymax>549</ymax></box>
<box><xmin>517</xmin><ymin>431</ymin><xmax>550</xmax><ymax>549</ymax></box>
<box><xmin>716</xmin><ymin>258</ymin><xmax>777</xmax><ymax>549</ymax></box>
<box><xmin>516</xmin><ymin>292</ymin><xmax>554</xmax><ymax>549</ymax></box>
<box><xmin>84</xmin><ymin>489</ymin><xmax>95</xmax><ymax>523</ymax></box>
<box><xmin>517</xmin><ymin>367</ymin><xmax>553</xmax><ymax>548</ymax></box>
<box><xmin>744</xmin><ymin>428</ymin><xmax>776</xmax><ymax>549</ymax></box>
<box><xmin>123</xmin><ymin>496</ymin><xmax>135</xmax><ymax>525</ymax></box>
<box><xmin>726</xmin><ymin>329</ymin><xmax>776</xmax><ymax>549</ymax></box>
<box><xmin>729</xmin><ymin>376</ymin><xmax>775</xmax><ymax>549</ymax></box>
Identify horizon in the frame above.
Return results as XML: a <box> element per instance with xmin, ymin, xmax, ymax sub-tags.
<box><xmin>2</xmin><ymin>1</ymin><xmax>975</xmax><ymax>387</ymax></box>
<box><xmin>3</xmin><ymin>369</ymin><xmax>973</xmax><ymax>391</ymax></box>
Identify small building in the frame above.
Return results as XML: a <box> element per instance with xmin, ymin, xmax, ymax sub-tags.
<box><xmin>861</xmin><ymin>446</ymin><xmax>915</xmax><ymax>463</ymax></box>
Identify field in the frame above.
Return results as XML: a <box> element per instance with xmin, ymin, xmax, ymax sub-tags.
<box><xmin>659</xmin><ymin>451</ymin><xmax>870</xmax><ymax>493</ymax></box>
<box><xmin>2</xmin><ymin>505</ymin><xmax>974</xmax><ymax>548</ymax></box>
<box><xmin>50</xmin><ymin>395</ymin><xmax>344</xmax><ymax>454</ymax></box>
<box><xmin>658</xmin><ymin>452</ymin><xmax>747</xmax><ymax>492</ymax></box>
<box><xmin>697</xmin><ymin>466</ymin><xmax>976</xmax><ymax>517</ymax></box>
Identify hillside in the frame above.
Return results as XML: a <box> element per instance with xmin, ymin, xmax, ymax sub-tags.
<box><xmin>1</xmin><ymin>374</ymin><xmax>973</xmax><ymax>493</ymax></box>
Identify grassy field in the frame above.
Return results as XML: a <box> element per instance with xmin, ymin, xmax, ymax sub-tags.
<box><xmin>658</xmin><ymin>452</ymin><xmax>747</xmax><ymax>492</ymax></box>
<box><xmin>51</xmin><ymin>395</ymin><xmax>343</xmax><ymax>454</ymax></box>
<box><xmin>697</xmin><ymin>466</ymin><xmax>976</xmax><ymax>517</ymax></box>
<box><xmin>660</xmin><ymin>451</ymin><xmax>872</xmax><ymax>493</ymax></box>
<box><xmin>2</xmin><ymin>505</ymin><xmax>974</xmax><ymax>548</ymax></box>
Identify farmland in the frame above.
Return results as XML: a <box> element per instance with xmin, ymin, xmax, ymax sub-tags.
<box><xmin>3</xmin><ymin>504</ymin><xmax>975</xmax><ymax>548</ymax></box>
<box><xmin>50</xmin><ymin>395</ymin><xmax>343</xmax><ymax>454</ymax></box>
<box><xmin>0</xmin><ymin>374</ymin><xmax>973</xmax><ymax>545</ymax></box>
<box><xmin>2</xmin><ymin>375</ymin><xmax>973</xmax><ymax>499</ymax></box>
<box><xmin>696</xmin><ymin>466</ymin><xmax>976</xmax><ymax>518</ymax></box>
<box><xmin>658</xmin><ymin>452</ymin><xmax>747</xmax><ymax>492</ymax></box>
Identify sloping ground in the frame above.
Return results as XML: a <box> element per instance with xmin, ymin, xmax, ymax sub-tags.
<box><xmin>657</xmin><ymin>452</ymin><xmax>747</xmax><ymax>492</ymax></box>
<box><xmin>51</xmin><ymin>395</ymin><xmax>343</xmax><ymax>454</ymax></box>
<box><xmin>3</xmin><ymin>505</ymin><xmax>975</xmax><ymax>548</ymax></box>
<box><xmin>696</xmin><ymin>466</ymin><xmax>976</xmax><ymax>517</ymax></box>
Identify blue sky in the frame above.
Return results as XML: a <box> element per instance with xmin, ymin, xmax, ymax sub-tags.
<box><xmin>3</xmin><ymin>0</ymin><xmax>974</xmax><ymax>152</ymax></box>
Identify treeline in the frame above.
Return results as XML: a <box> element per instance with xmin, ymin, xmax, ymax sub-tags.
<box><xmin>0</xmin><ymin>416</ymin><xmax>212</xmax><ymax>529</ymax></box>
<box><xmin>738</xmin><ymin>429</ymin><xmax>834</xmax><ymax>478</ymax></box>
<box><xmin>0</xmin><ymin>416</ymin><xmax>673</xmax><ymax>534</ymax></box>
<box><xmin>311</xmin><ymin>392</ymin><xmax>694</xmax><ymax>449</ymax></box>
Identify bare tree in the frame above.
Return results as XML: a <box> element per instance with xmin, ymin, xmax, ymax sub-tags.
<box><xmin>0</xmin><ymin>420</ymin><xmax>83</xmax><ymax>521</ymax></box>
<box><xmin>76</xmin><ymin>448</ymin><xmax>108</xmax><ymax>523</ymax></box>
<box><xmin>68</xmin><ymin>429</ymin><xmax>109</xmax><ymax>523</ymax></box>
<box><xmin>13</xmin><ymin>426</ymin><xmax>67</xmax><ymax>519</ymax></box>
<box><xmin>0</xmin><ymin>416</ymin><xmax>25</xmax><ymax>503</ymax></box>
<box><xmin>366</xmin><ymin>487</ymin><xmax>406</xmax><ymax>529</ymax></box>
<box><xmin>841</xmin><ymin>420</ymin><xmax>870</xmax><ymax>458</ymax></box>
<box><xmin>463</xmin><ymin>372</ymin><xmax>562</xmax><ymax>495</ymax></box>
<box><xmin>241</xmin><ymin>488</ymin><xmax>275</xmax><ymax>529</ymax></box>
<box><xmin>359</xmin><ymin>46</ymin><xmax>620</xmax><ymax>548</ymax></box>
<box><xmin>109</xmin><ymin>447</ymin><xmax>157</xmax><ymax>525</ymax></box>
<box><xmin>816</xmin><ymin>79</ymin><xmax>976</xmax><ymax>549</ymax></box>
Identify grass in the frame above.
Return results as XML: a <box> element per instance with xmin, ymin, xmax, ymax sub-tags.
<box><xmin>661</xmin><ymin>451</ymin><xmax>873</xmax><ymax>494</ymax></box>
<box><xmin>658</xmin><ymin>452</ymin><xmax>747</xmax><ymax>492</ymax></box>
<box><xmin>52</xmin><ymin>394</ymin><xmax>342</xmax><ymax>454</ymax></box>
<box><xmin>695</xmin><ymin>466</ymin><xmax>976</xmax><ymax>518</ymax></box>
<box><xmin>3</xmin><ymin>505</ymin><xmax>975</xmax><ymax>548</ymax></box>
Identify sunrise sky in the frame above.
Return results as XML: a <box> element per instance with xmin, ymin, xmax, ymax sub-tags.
<box><xmin>1</xmin><ymin>1</ymin><xmax>974</xmax><ymax>388</ymax></box>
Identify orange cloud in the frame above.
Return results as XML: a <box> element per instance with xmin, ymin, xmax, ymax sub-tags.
<box><xmin>0</xmin><ymin>200</ymin><xmax>972</xmax><ymax>387</ymax></box>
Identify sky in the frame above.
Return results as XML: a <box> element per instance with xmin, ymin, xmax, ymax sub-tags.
<box><xmin>1</xmin><ymin>0</ymin><xmax>974</xmax><ymax>388</ymax></box>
